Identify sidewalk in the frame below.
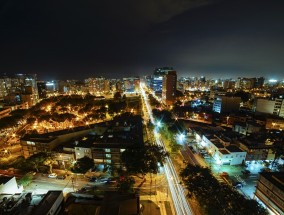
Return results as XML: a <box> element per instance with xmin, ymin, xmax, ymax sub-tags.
<box><xmin>140</xmin><ymin>191</ymin><xmax>174</xmax><ymax>215</ymax></box>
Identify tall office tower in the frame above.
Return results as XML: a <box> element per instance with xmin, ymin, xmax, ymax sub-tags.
<box><xmin>123</xmin><ymin>77</ymin><xmax>140</xmax><ymax>93</ymax></box>
<box><xmin>254</xmin><ymin>98</ymin><xmax>284</xmax><ymax>117</ymax></box>
<box><xmin>236</xmin><ymin>77</ymin><xmax>253</xmax><ymax>89</ymax></box>
<box><xmin>116</xmin><ymin>80</ymin><xmax>123</xmax><ymax>92</ymax></box>
<box><xmin>0</xmin><ymin>79</ymin><xmax>7</xmax><ymax>100</ymax></box>
<box><xmin>236</xmin><ymin>77</ymin><xmax>264</xmax><ymax>90</ymax></box>
<box><xmin>213</xmin><ymin>95</ymin><xmax>242</xmax><ymax>114</ymax></box>
<box><xmin>152</xmin><ymin>67</ymin><xmax>174</xmax><ymax>94</ymax></box>
<box><xmin>85</xmin><ymin>77</ymin><xmax>110</xmax><ymax>95</ymax></box>
<box><xmin>0</xmin><ymin>74</ymin><xmax>38</xmax><ymax>106</ymax></box>
<box><xmin>223</xmin><ymin>79</ymin><xmax>236</xmax><ymax>90</ymax></box>
<box><xmin>109</xmin><ymin>79</ymin><xmax>118</xmax><ymax>92</ymax></box>
<box><xmin>45</xmin><ymin>80</ymin><xmax>59</xmax><ymax>93</ymax></box>
<box><xmin>37</xmin><ymin>81</ymin><xmax>47</xmax><ymax>99</ymax></box>
<box><xmin>162</xmin><ymin>70</ymin><xmax>177</xmax><ymax>106</ymax></box>
<box><xmin>253</xmin><ymin>77</ymin><xmax>265</xmax><ymax>88</ymax></box>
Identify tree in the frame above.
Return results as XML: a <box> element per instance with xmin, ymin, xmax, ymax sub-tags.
<box><xmin>180</xmin><ymin>163</ymin><xmax>268</xmax><ymax>215</ymax></box>
<box><xmin>18</xmin><ymin>173</ymin><xmax>33</xmax><ymax>187</ymax></box>
<box><xmin>25</xmin><ymin>152</ymin><xmax>49</xmax><ymax>172</ymax></box>
<box><xmin>121</xmin><ymin>145</ymin><xmax>168</xmax><ymax>178</ymax></box>
<box><xmin>71</xmin><ymin>156</ymin><xmax>94</xmax><ymax>174</ymax></box>
<box><xmin>272</xmin><ymin>141</ymin><xmax>284</xmax><ymax>165</ymax></box>
<box><xmin>114</xmin><ymin>91</ymin><xmax>122</xmax><ymax>100</ymax></box>
<box><xmin>117</xmin><ymin>176</ymin><xmax>135</xmax><ymax>193</ymax></box>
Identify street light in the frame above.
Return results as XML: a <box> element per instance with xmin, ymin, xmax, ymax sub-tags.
<box><xmin>156</xmin><ymin>121</ymin><xmax>162</xmax><ymax>127</ymax></box>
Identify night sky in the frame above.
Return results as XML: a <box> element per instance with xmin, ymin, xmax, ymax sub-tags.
<box><xmin>0</xmin><ymin>0</ymin><xmax>284</xmax><ymax>80</ymax></box>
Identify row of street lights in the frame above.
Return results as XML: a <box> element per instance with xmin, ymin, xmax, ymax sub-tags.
<box><xmin>140</xmin><ymin>83</ymin><xmax>193</xmax><ymax>215</ymax></box>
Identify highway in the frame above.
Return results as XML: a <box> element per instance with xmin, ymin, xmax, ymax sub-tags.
<box><xmin>140</xmin><ymin>83</ymin><xmax>193</xmax><ymax>215</ymax></box>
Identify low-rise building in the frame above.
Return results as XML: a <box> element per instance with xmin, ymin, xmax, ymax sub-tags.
<box><xmin>21</xmin><ymin>116</ymin><xmax>144</xmax><ymax>168</ymax></box>
<box><xmin>233</xmin><ymin>121</ymin><xmax>263</xmax><ymax>136</ymax></box>
<box><xmin>237</xmin><ymin>137</ymin><xmax>275</xmax><ymax>161</ymax></box>
<box><xmin>0</xmin><ymin>191</ymin><xmax>64</xmax><ymax>215</ymax></box>
<box><xmin>61</xmin><ymin>116</ymin><xmax>143</xmax><ymax>167</ymax></box>
<box><xmin>0</xmin><ymin>176</ymin><xmax>19</xmax><ymax>194</ymax></box>
<box><xmin>198</xmin><ymin>130</ymin><xmax>246</xmax><ymax>165</ymax></box>
<box><xmin>33</xmin><ymin>191</ymin><xmax>64</xmax><ymax>215</ymax></box>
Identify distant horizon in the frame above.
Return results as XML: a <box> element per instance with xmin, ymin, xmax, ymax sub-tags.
<box><xmin>1</xmin><ymin>71</ymin><xmax>284</xmax><ymax>82</ymax></box>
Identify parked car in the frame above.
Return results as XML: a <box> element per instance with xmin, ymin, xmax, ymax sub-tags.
<box><xmin>48</xmin><ymin>173</ymin><xmax>57</xmax><ymax>178</ymax></box>
<box><xmin>89</xmin><ymin>177</ymin><xmax>97</xmax><ymax>182</ymax></box>
<box><xmin>241</xmin><ymin>170</ymin><xmax>250</xmax><ymax>175</ymax></box>
<box><xmin>97</xmin><ymin>176</ymin><xmax>109</xmax><ymax>183</ymax></box>
<box><xmin>232</xmin><ymin>181</ymin><xmax>243</xmax><ymax>189</ymax></box>
<box><xmin>57</xmin><ymin>175</ymin><xmax>66</xmax><ymax>180</ymax></box>
<box><xmin>106</xmin><ymin>177</ymin><xmax>117</xmax><ymax>184</ymax></box>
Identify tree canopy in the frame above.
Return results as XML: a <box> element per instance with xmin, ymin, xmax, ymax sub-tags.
<box><xmin>180</xmin><ymin>164</ymin><xmax>268</xmax><ymax>215</ymax></box>
<box><xmin>121</xmin><ymin>145</ymin><xmax>168</xmax><ymax>177</ymax></box>
<box><xmin>71</xmin><ymin>156</ymin><xmax>94</xmax><ymax>174</ymax></box>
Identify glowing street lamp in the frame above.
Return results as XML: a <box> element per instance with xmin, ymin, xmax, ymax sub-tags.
<box><xmin>156</xmin><ymin>121</ymin><xmax>162</xmax><ymax>127</ymax></box>
<box><xmin>178</xmin><ymin>133</ymin><xmax>185</xmax><ymax>142</ymax></box>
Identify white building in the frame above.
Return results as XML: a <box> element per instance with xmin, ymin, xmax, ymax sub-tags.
<box><xmin>254</xmin><ymin>98</ymin><xmax>284</xmax><ymax>117</ymax></box>
<box><xmin>0</xmin><ymin>176</ymin><xmax>20</xmax><ymax>194</ymax></box>
<box><xmin>199</xmin><ymin>133</ymin><xmax>246</xmax><ymax>165</ymax></box>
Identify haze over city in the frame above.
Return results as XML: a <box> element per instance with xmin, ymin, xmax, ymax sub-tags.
<box><xmin>0</xmin><ymin>0</ymin><xmax>284</xmax><ymax>80</ymax></box>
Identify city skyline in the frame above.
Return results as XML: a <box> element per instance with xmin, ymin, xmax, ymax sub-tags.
<box><xmin>0</xmin><ymin>0</ymin><xmax>284</xmax><ymax>80</ymax></box>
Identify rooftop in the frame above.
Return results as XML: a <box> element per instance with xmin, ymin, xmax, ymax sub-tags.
<box><xmin>219</xmin><ymin>149</ymin><xmax>230</xmax><ymax>155</ymax></box>
<box><xmin>226</xmin><ymin>145</ymin><xmax>244</xmax><ymax>153</ymax></box>
<box><xmin>32</xmin><ymin>191</ymin><xmax>63</xmax><ymax>215</ymax></box>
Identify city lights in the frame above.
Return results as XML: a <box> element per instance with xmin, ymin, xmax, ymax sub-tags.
<box><xmin>140</xmin><ymin>83</ymin><xmax>193</xmax><ymax>215</ymax></box>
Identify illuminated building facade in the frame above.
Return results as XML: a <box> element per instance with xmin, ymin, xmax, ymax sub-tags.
<box><xmin>254</xmin><ymin>98</ymin><xmax>284</xmax><ymax>118</ymax></box>
<box><xmin>162</xmin><ymin>70</ymin><xmax>177</xmax><ymax>105</ymax></box>
<box><xmin>0</xmin><ymin>74</ymin><xmax>38</xmax><ymax>106</ymax></box>
<box><xmin>213</xmin><ymin>96</ymin><xmax>241</xmax><ymax>114</ymax></box>
<box><xmin>255</xmin><ymin>172</ymin><xmax>284</xmax><ymax>215</ymax></box>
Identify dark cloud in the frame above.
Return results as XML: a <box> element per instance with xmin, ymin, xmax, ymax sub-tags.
<box><xmin>0</xmin><ymin>0</ymin><xmax>283</xmax><ymax>80</ymax></box>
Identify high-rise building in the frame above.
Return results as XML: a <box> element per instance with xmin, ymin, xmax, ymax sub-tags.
<box><xmin>236</xmin><ymin>77</ymin><xmax>265</xmax><ymax>90</ymax></box>
<box><xmin>254</xmin><ymin>98</ymin><xmax>284</xmax><ymax>117</ymax></box>
<box><xmin>85</xmin><ymin>77</ymin><xmax>110</xmax><ymax>94</ymax></box>
<box><xmin>0</xmin><ymin>74</ymin><xmax>38</xmax><ymax>106</ymax></box>
<box><xmin>162</xmin><ymin>70</ymin><xmax>177</xmax><ymax>105</ymax></box>
<box><xmin>123</xmin><ymin>77</ymin><xmax>140</xmax><ymax>93</ymax></box>
<box><xmin>213</xmin><ymin>95</ymin><xmax>241</xmax><ymax>113</ymax></box>
<box><xmin>37</xmin><ymin>81</ymin><xmax>47</xmax><ymax>99</ymax></box>
<box><xmin>255</xmin><ymin>172</ymin><xmax>284</xmax><ymax>215</ymax></box>
<box><xmin>151</xmin><ymin>67</ymin><xmax>174</xmax><ymax>94</ymax></box>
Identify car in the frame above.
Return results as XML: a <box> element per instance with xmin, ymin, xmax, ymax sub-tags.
<box><xmin>99</xmin><ymin>177</ymin><xmax>109</xmax><ymax>183</ymax></box>
<box><xmin>241</xmin><ymin>170</ymin><xmax>250</xmax><ymax>175</ymax></box>
<box><xmin>89</xmin><ymin>177</ymin><xmax>97</xmax><ymax>182</ymax></box>
<box><xmin>106</xmin><ymin>177</ymin><xmax>117</xmax><ymax>184</ymax></box>
<box><xmin>48</xmin><ymin>173</ymin><xmax>57</xmax><ymax>178</ymax></box>
<box><xmin>57</xmin><ymin>175</ymin><xmax>66</xmax><ymax>180</ymax></box>
<box><xmin>232</xmin><ymin>181</ymin><xmax>243</xmax><ymax>189</ymax></box>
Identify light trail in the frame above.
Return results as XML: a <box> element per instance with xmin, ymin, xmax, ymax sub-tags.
<box><xmin>140</xmin><ymin>83</ymin><xmax>193</xmax><ymax>215</ymax></box>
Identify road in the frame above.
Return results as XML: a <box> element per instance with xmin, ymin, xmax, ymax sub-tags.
<box><xmin>140</xmin><ymin>83</ymin><xmax>193</xmax><ymax>215</ymax></box>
